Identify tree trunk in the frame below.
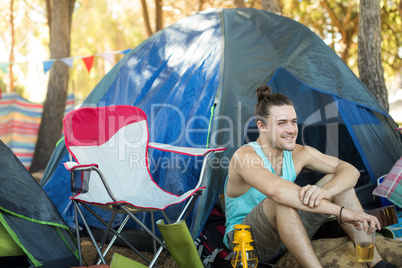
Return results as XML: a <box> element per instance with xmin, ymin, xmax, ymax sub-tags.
<box><xmin>234</xmin><ymin>0</ymin><xmax>245</xmax><ymax>8</ymax></box>
<box><xmin>321</xmin><ymin>0</ymin><xmax>358</xmax><ymax>65</ymax></box>
<box><xmin>30</xmin><ymin>0</ymin><xmax>76</xmax><ymax>173</ymax></box>
<box><xmin>358</xmin><ymin>0</ymin><xmax>388</xmax><ymax>111</ymax></box>
<box><xmin>8</xmin><ymin>0</ymin><xmax>15</xmax><ymax>93</ymax></box>
<box><xmin>340</xmin><ymin>27</ymin><xmax>358</xmax><ymax>63</ymax></box>
<box><xmin>399</xmin><ymin>0</ymin><xmax>402</xmax><ymax>21</ymax></box>
<box><xmin>198</xmin><ymin>0</ymin><xmax>205</xmax><ymax>11</ymax></box>
<box><xmin>260</xmin><ymin>0</ymin><xmax>281</xmax><ymax>14</ymax></box>
<box><xmin>140</xmin><ymin>0</ymin><xmax>153</xmax><ymax>37</ymax></box>
<box><xmin>155</xmin><ymin>0</ymin><xmax>163</xmax><ymax>32</ymax></box>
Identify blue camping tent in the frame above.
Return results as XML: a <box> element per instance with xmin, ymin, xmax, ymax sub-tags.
<box><xmin>41</xmin><ymin>8</ymin><xmax>401</xmax><ymax>239</ymax></box>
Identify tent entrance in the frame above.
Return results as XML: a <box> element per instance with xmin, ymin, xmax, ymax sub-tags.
<box><xmin>0</xmin><ymin>221</ymin><xmax>26</xmax><ymax>257</ymax></box>
<box><xmin>267</xmin><ymin>67</ymin><xmax>402</xmax><ymax>184</ymax></box>
<box><xmin>267</xmin><ymin>68</ymin><xmax>369</xmax><ymax>183</ymax></box>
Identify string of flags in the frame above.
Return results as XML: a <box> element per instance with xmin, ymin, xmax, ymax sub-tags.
<box><xmin>0</xmin><ymin>48</ymin><xmax>132</xmax><ymax>75</ymax></box>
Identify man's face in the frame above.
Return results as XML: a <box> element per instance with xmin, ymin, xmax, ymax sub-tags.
<box><xmin>261</xmin><ymin>105</ymin><xmax>298</xmax><ymax>151</ymax></box>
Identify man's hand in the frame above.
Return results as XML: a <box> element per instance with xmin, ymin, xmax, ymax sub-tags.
<box><xmin>341</xmin><ymin>208</ymin><xmax>381</xmax><ymax>234</ymax></box>
<box><xmin>299</xmin><ymin>184</ymin><xmax>331</xmax><ymax>208</ymax></box>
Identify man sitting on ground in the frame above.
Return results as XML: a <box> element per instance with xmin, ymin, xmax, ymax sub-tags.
<box><xmin>223</xmin><ymin>85</ymin><xmax>395</xmax><ymax>268</ymax></box>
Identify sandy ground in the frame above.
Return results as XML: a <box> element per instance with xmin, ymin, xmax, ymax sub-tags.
<box><xmin>80</xmin><ymin>237</ymin><xmax>179</xmax><ymax>267</ymax></box>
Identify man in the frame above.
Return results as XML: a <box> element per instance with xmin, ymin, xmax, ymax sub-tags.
<box><xmin>224</xmin><ymin>85</ymin><xmax>394</xmax><ymax>268</ymax></box>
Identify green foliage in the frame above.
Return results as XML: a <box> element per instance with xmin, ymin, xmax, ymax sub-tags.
<box><xmin>69</xmin><ymin>0</ymin><xmax>146</xmax><ymax>103</ymax></box>
<box><xmin>381</xmin><ymin>0</ymin><xmax>401</xmax><ymax>79</ymax></box>
<box><xmin>0</xmin><ymin>0</ymin><xmax>48</xmax><ymax>97</ymax></box>
<box><xmin>281</xmin><ymin>0</ymin><xmax>400</xmax><ymax>78</ymax></box>
<box><xmin>13</xmin><ymin>83</ymin><xmax>25</xmax><ymax>96</ymax></box>
<box><xmin>0</xmin><ymin>73</ymin><xmax>6</xmax><ymax>92</ymax></box>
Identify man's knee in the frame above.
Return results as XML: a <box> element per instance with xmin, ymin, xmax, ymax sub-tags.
<box><xmin>315</xmin><ymin>174</ymin><xmax>358</xmax><ymax>198</ymax></box>
<box><xmin>263</xmin><ymin>197</ymin><xmax>300</xmax><ymax>213</ymax></box>
<box><xmin>334</xmin><ymin>187</ymin><xmax>359</xmax><ymax>204</ymax></box>
<box><xmin>262</xmin><ymin>198</ymin><xmax>299</xmax><ymax>226</ymax></box>
<box><xmin>315</xmin><ymin>174</ymin><xmax>335</xmax><ymax>188</ymax></box>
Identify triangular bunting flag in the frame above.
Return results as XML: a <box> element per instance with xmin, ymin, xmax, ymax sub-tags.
<box><xmin>0</xmin><ymin>62</ymin><xmax>11</xmax><ymax>74</ymax></box>
<box><xmin>99</xmin><ymin>52</ymin><xmax>114</xmax><ymax>65</ymax></box>
<box><xmin>61</xmin><ymin>57</ymin><xmax>75</xmax><ymax>68</ymax></box>
<box><xmin>120</xmin><ymin>49</ymin><xmax>131</xmax><ymax>55</ymax></box>
<box><xmin>43</xmin><ymin>60</ymin><xmax>54</xmax><ymax>74</ymax></box>
<box><xmin>82</xmin><ymin>56</ymin><xmax>95</xmax><ymax>73</ymax></box>
<box><xmin>17</xmin><ymin>61</ymin><xmax>29</xmax><ymax>77</ymax></box>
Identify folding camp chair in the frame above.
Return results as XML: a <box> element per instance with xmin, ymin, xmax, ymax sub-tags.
<box><xmin>63</xmin><ymin>105</ymin><xmax>225</xmax><ymax>266</ymax></box>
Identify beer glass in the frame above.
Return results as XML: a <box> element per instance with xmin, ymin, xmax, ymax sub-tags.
<box><xmin>353</xmin><ymin>227</ymin><xmax>375</xmax><ymax>262</ymax></box>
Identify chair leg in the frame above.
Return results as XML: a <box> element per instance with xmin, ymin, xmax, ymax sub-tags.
<box><xmin>148</xmin><ymin>212</ymin><xmax>169</xmax><ymax>267</ymax></box>
<box><xmin>73</xmin><ymin>201</ymin><xmax>107</xmax><ymax>264</ymax></box>
<box><xmin>80</xmin><ymin>203</ymin><xmax>152</xmax><ymax>264</ymax></box>
<box><xmin>161</xmin><ymin>210</ymin><xmax>171</xmax><ymax>224</ymax></box>
<box><xmin>73</xmin><ymin>201</ymin><xmax>82</xmax><ymax>266</ymax></box>
<box><xmin>149</xmin><ymin>246</ymin><xmax>165</xmax><ymax>268</ymax></box>
<box><xmin>121</xmin><ymin>208</ymin><xmax>170</xmax><ymax>267</ymax></box>
<box><xmin>179</xmin><ymin>192</ymin><xmax>201</xmax><ymax>221</ymax></box>
<box><xmin>93</xmin><ymin>208</ymin><xmax>119</xmax><ymax>264</ymax></box>
<box><xmin>96</xmin><ymin>215</ymin><xmax>131</xmax><ymax>265</ymax></box>
<box><xmin>121</xmin><ymin>207</ymin><xmax>166</xmax><ymax>248</ymax></box>
<box><xmin>151</xmin><ymin>212</ymin><xmax>157</xmax><ymax>260</ymax></box>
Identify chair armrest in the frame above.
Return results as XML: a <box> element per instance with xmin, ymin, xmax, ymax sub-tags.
<box><xmin>148</xmin><ymin>143</ymin><xmax>226</xmax><ymax>189</ymax></box>
<box><xmin>148</xmin><ymin>143</ymin><xmax>226</xmax><ymax>188</ymax></box>
<box><xmin>148</xmin><ymin>142</ymin><xmax>226</xmax><ymax>156</ymax></box>
<box><xmin>64</xmin><ymin>162</ymin><xmax>99</xmax><ymax>171</ymax></box>
<box><xmin>64</xmin><ymin>162</ymin><xmax>118</xmax><ymax>201</ymax></box>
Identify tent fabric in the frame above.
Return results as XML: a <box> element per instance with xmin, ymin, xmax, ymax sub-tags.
<box><xmin>0</xmin><ymin>140</ymin><xmax>79</xmax><ymax>267</ymax></box>
<box><xmin>41</xmin><ymin>8</ymin><xmax>402</xmax><ymax>240</ymax></box>
<box><xmin>336</xmin><ymin>98</ymin><xmax>402</xmax><ymax>180</ymax></box>
<box><xmin>0</xmin><ymin>93</ymin><xmax>75</xmax><ymax>169</ymax></box>
<box><xmin>0</xmin><ymin>140</ymin><xmax>68</xmax><ymax>227</ymax></box>
<box><xmin>0</xmin><ymin>212</ymin><xmax>78</xmax><ymax>267</ymax></box>
<box><xmin>0</xmin><ymin>222</ymin><xmax>25</xmax><ymax>257</ymax></box>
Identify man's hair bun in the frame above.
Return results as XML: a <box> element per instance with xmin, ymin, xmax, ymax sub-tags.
<box><xmin>254</xmin><ymin>85</ymin><xmax>293</xmax><ymax>119</ymax></box>
<box><xmin>256</xmin><ymin>85</ymin><xmax>272</xmax><ymax>102</ymax></box>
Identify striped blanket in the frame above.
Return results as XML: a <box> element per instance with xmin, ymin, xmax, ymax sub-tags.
<box><xmin>0</xmin><ymin>93</ymin><xmax>74</xmax><ymax>169</ymax></box>
<box><xmin>373</xmin><ymin>157</ymin><xmax>402</xmax><ymax>208</ymax></box>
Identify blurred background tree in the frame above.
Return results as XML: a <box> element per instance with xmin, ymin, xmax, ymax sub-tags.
<box><xmin>30</xmin><ymin>0</ymin><xmax>76</xmax><ymax>173</ymax></box>
<box><xmin>69</xmin><ymin>0</ymin><xmax>146</xmax><ymax>101</ymax></box>
<box><xmin>359</xmin><ymin>0</ymin><xmax>388</xmax><ymax>111</ymax></box>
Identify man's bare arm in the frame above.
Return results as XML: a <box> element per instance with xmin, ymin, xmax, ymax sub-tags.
<box><xmin>231</xmin><ymin>148</ymin><xmax>380</xmax><ymax>233</ymax></box>
<box><xmin>294</xmin><ymin>145</ymin><xmax>360</xmax><ymax>207</ymax></box>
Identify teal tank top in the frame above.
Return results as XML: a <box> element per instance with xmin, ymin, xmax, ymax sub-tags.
<box><xmin>223</xmin><ymin>142</ymin><xmax>296</xmax><ymax>248</ymax></box>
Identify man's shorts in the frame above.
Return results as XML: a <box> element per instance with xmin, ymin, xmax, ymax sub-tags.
<box><xmin>226</xmin><ymin>199</ymin><xmax>329</xmax><ymax>263</ymax></box>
